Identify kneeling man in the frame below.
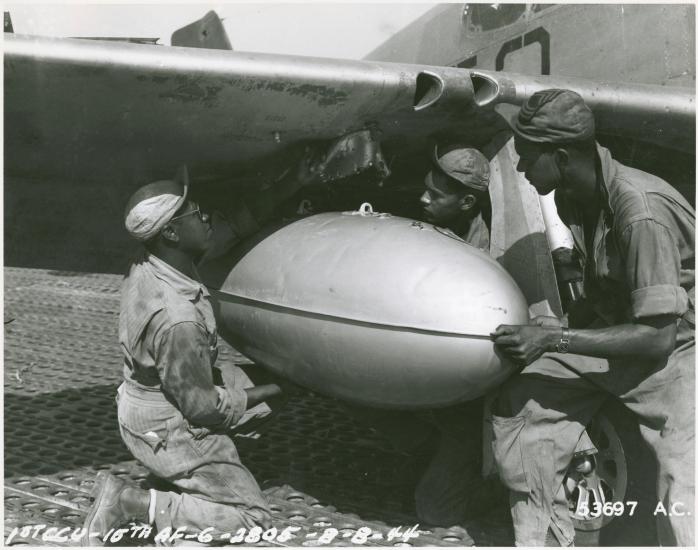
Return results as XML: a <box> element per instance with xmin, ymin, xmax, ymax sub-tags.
<box><xmin>83</xmin><ymin>167</ymin><xmax>285</xmax><ymax>545</ymax></box>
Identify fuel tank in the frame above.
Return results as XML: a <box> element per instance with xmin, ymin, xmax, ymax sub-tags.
<box><xmin>205</xmin><ymin>208</ymin><xmax>529</xmax><ymax>409</ymax></box>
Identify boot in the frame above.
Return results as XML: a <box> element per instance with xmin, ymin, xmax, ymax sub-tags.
<box><xmin>82</xmin><ymin>471</ymin><xmax>144</xmax><ymax>546</ymax></box>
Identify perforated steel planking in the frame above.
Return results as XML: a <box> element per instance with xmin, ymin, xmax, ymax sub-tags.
<box><xmin>4</xmin><ymin>267</ymin><xmax>513</xmax><ymax>546</ymax></box>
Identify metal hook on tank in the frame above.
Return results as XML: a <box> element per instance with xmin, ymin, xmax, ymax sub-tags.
<box><xmin>358</xmin><ymin>202</ymin><xmax>374</xmax><ymax>215</ymax></box>
<box><xmin>344</xmin><ymin>203</ymin><xmax>391</xmax><ymax>218</ymax></box>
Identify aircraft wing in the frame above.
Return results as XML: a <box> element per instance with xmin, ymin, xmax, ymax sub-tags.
<box><xmin>5</xmin><ymin>33</ymin><xmax>694</xmax><ymax>189</ymax></box>
<box><xmin>5</xmin><ymin>33</ymin><xmax>487</xmax><ymax>186</ymax></box>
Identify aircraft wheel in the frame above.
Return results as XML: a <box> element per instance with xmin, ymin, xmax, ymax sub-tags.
<box><xmin>571</xmin><ymin>399</ymin><xmax>658</xmax><ymax>546</ymax></box>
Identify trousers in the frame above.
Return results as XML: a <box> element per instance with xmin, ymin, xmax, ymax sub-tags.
<box><xmin>349</xmin><ymin>399</ymin><xmax>502</xmax><ymax>527</ymax></box>
<box><xmin>116</xmin><ymin>381</ymin><xmax>272</xmax><ymax>538</ymax></box>
<box><xmin>490</xmin><ymin>342</ymin><xmax>694</xmax><ymax>546</ymax></box>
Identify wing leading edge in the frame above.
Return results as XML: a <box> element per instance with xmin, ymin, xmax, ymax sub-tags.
<box><xmin>5</xmin><ymin>33</ymin><xmax>694</xmax><ymax>186</ymax></box>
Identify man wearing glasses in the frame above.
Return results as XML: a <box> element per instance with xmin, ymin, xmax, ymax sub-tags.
<box><xmin>83</xmin><ymin>166</ymin><xmax>292</xmax><ymax>545</ymax></box>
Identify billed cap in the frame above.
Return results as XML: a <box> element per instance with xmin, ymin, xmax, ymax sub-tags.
<box><xmin>431</xmin><ymin>146</ymin><xmax>490</xmax><ymax>192</ymax></box>
<box><xmin>124</xmin><ymin>165</ymin><xmax>189</xmax><ymax>241</ymax></box>
<box><xmin>512</xmin><ymin>89</ymin><xmax>595</xmax><ymax>144</ymax></box>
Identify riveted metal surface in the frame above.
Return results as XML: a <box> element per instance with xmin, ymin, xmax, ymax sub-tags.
<box><xmin>4</xmin><ymin>267</ymin><xmax>513</xmax><ymax>546</ymax></box>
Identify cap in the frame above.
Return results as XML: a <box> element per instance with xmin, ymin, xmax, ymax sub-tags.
<box><xmin>124</xmin><ymin>165</ymin><xmax>189</xmax><ymax>241</ymax></box>
<box><xmin>512</xmin><ymin>89</ymin><xmax>595</xmax><ymax>144</ymax></box>
<box><xmin>431</xmin><ymin>146</ymin><xmax>490</xmax><ymax>192</ymax></box>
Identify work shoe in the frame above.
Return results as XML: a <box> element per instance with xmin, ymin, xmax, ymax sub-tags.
<box><xmin>82</xmin><ymin>471</ymin><xmax>128</xmax><ymax>546</ymax></box>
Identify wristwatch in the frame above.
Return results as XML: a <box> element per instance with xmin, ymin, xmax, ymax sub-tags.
<box><xmin>556</xmin><ymin>327</ymin><xmax>570</xmax><ymax>353</ymax></box>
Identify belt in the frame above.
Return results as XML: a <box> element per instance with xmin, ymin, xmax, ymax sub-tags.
<box><xmin>119</xmin><ymin>380</ymin><xmax>172</xmax><ymax>404</ymax></box>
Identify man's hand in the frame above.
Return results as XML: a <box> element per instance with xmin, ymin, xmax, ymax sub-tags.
<box><xmin>214</xmin><ymin>385</ymin><xmax>234</xmax><ymax>414</ymax></box>
<box><xmin>491</xmin><ymin>324</ymin><xmax>561</xmax><ymax>367</ymax></box>
<box><xmin>531</xmin><ymin>315</ymin><xmax>565</xmax><ymax>328</ymax></box>
<box><xmin>276</xmin><ymin>376</ymin><xmax>304</xmax><ymax>398</ymax></box>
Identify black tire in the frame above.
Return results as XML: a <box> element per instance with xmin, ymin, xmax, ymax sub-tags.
<box><xmin>573</xmin><ymin>398</ymin><xmax>659</xmax><ymax>546</ymax></box>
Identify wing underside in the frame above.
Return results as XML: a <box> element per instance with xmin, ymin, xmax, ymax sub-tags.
<box><xmin>5</xmin><ymin>33</ymin><xmax>694</xmax><ymax>187</ymax></box>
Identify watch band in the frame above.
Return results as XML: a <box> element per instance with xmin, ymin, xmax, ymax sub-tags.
<box><xmin>556</xmin><ymin>326</ymin><xmax>570</xmax><ymax>353</ymax></box>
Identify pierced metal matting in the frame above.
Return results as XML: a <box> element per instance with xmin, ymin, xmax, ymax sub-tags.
<box><xmin>4</xmin><ymin>267</ymin><xmax>513</xmax><ymax>546</ymax></box>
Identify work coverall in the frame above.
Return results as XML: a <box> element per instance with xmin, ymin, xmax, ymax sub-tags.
<box><xmin>491</xmin><ymin>145</ymin><xmax>695</xmax><ymax>546</ymax></box>
<box><xmin>118</xmin><ymin>251</ymin><xmax>271</xmax><ymax>536</ymax></box>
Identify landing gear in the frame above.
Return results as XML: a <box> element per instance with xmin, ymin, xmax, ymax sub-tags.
<box><xmin>565</xmin><ymin>414</ymin><xmax>628</xmax><ymax>535</ymax></box>
<box><xmin>566</xmin><ymin>401</ymin><xmax>658</xmax><ymax>546</ymax></box>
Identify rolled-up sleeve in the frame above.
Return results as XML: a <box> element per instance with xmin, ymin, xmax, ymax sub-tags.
<box><xmin>216</xmin><ymin>382</ymin><xmax>249</xmax><ymax>427</ymax></box>
<box><xmin>156</xmin><ymin>322</ymin><xmax>230</xmax><ymax>428</ymax></box>
<box><xmin>620</xmin><ymin>219</ymin><xmax>689</xmax><ymax>319</ymax></box>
